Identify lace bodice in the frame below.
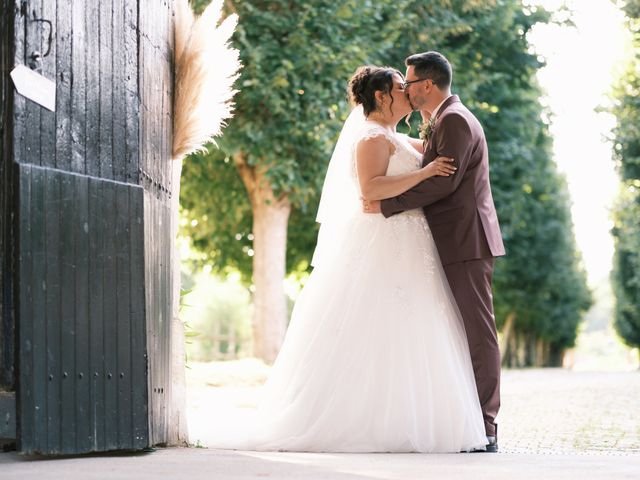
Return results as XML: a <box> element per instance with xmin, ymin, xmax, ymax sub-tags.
<box><xmin>351</xmin><ymin>123</ymin><xmax>427</xmax><ymax>221</ymax></box>
<box><xmin>352</xmin><ymin>123</ymin><xmax>423</xmax><ymax>181</ymax></box>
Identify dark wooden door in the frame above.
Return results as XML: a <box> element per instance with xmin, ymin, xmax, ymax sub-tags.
<box><xmin>0</xmin><ymin>0</ymin><xmax>175</xmax><ymax>455</ymax></box>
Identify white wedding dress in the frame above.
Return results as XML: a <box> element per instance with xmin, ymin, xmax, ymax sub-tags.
<box><xmin>206</xmin><ymin>119</ymin><xmax>487</xmax><ymax>453</ymax></box>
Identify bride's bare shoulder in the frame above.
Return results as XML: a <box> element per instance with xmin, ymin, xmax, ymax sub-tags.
<box><xmin>356</xmin><ymin>127</ymin><xmax>396</xmax><ymax>157</ymax></box>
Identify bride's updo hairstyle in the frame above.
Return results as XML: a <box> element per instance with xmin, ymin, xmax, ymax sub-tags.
<box><xmin>348</xmin><ymin>66</ymin><xmax>402</xmax><ymax>116</ymax></box>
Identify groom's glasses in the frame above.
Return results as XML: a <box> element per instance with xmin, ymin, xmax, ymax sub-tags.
<box><xmin>401</xmin><ymin>78</ymin><xmax>431</xmax><ymax>89</ymax></box>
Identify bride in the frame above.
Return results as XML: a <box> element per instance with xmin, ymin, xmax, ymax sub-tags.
<box><xmin>208</xmin><ymin>65</ymin><xmax>487</xmax><ymax>453</ymax></box>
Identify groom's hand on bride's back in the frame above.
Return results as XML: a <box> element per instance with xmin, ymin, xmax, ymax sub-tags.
<box><xmin>362</xmin><ymin>198</ymin><xmax>381</xmax><ymax>214</ymax></box>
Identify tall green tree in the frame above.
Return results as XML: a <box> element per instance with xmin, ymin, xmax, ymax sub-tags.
<box><xmin>182</xmin><ymin>0</ymin><xmax>412</xmax><ymax>362</ymax></box>
<box><xmin>386</xmin><ymin>1</ymin><xmax>591</xmax><ymax>365</ymax></box>
<box><xmin>610</xmin><ymin>0</ymin><xmax>640</xmax><ymax>360</ymax></box>
<box><xmin>182</xmin><ymin>0</ymin><xmax>591</xmax><ymax>365</ymax></box>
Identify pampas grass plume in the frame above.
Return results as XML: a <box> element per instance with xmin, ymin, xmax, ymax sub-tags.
<box><xmin>173</xmin><ymin>0</ymin><xmax>241</xmax><ymax>160</ymax></box>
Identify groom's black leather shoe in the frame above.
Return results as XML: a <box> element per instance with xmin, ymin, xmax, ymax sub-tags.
<box><xmin>466</xmin><ymin>435</ymin><xmax>498</xmax><ymax>453</ymax></box>
<box><xmin>485</xmin><ymin>423</ymin><xmax>499</xmax><ymax>452</ymax></box>
<box><xmin>484</xmin><ymin>435</ymin><xmax>498</xmax><ymax>453</ymax></box>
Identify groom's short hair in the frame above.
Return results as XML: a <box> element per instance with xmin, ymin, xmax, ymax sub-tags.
<box><xmin>405</xmin><ymin>51</ymin><xmax>452</xmax><ymax>89</ymax></box>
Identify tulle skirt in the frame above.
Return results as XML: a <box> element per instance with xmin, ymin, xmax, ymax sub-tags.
<box><xmin>206</xmin><ymin>209</ymin><xmax>487</xmax><ymax>453</ymax></box>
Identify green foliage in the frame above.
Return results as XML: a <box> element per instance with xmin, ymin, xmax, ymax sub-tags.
<box><xmin>182</xmin><ymin>0</ymin><xmax>413</xmax><ymax>280</ymax></box>
<box><xmin>385</xmin><ymin>1</ymin><xmax>592</xmax><ymax>352</ymax></box>
<box><xmin>181</xmin><ymin>269</ymin><xmax>253</xmax><ymax>361</ymax></box>
<box><xmin>610</xmin><ymin>0</ymin><xmax>640</xmax><ymax>350</ymax></box>
<box><xmin>612</xmin><ymin>184</ymin><xmax>640</xmax><ymax>348</ymax></box>
<box><xmin>181</xmin><ymin>0</ymin><xmax>591</xmax><ymax>354</ymax></box>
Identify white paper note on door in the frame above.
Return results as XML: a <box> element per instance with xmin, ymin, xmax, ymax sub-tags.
<box><xmin>10</xmin><ymin>64</ymin><xmax>56</xmax><ymax>112</ymax></box>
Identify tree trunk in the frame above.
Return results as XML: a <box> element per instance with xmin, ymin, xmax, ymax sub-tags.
<box><xmin>548</xmin><ymin>342</ymin><xmax>564</xmax><ymax>367</ymax></box>
<box><xmin>527</xmin><ymin>334</ymin><xmax>536</xmax><ymax>367</ymax></box>
<box><xmin>516</xmin><ymin>331</ymin><xmax>527</xmax><ymax>367</ymax></box>
<box><xmin>535</xmin><ymin>337</ymin><xmax>545</xmax><ymax>367</ymax></box>
<box><xmin>235</xmin><ymin>154</ymin><xmax>291</xmax><ymax>364</ymax></box>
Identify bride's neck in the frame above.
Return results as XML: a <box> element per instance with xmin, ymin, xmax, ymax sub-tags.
<box><xmin>365</xmin><ymin>112</ymin><xmax>397</xmax><ymax>131</ymax></box>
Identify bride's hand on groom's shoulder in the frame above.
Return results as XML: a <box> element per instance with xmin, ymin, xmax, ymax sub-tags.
<box><xmin>362</xmin><ymin>198</ymin><xmax>381</xmax><ymax>214</ymax></box>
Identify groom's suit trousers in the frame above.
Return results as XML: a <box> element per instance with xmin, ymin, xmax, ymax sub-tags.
<box><xmin>443</xmin><ymin>258</ymin><xmax>500</xmax><ymax>437</ymax></box>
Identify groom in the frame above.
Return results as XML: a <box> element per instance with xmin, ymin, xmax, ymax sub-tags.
<box><xmin>363</xmin><ymin>51</ymin><xmax>505</xmax><ymax>452</ymax></box>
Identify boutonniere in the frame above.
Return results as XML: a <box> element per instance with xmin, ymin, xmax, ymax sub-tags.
<box><xmin>419</xmin><ymin>117</ymin><xmax>437</xmax><ymax>143</ymax></box>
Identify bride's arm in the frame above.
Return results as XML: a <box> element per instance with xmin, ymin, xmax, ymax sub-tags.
<box><xmin>356</xmin><ymin>135</ymin><xmax>455</xmax><ymax>201</ymax></box>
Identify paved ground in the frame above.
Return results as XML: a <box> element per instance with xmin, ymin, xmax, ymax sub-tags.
<box><xmin>1</xmin><ymin>366</ymin><xmax>639</xmax><ymax>479</ymax></box>
<box><xmin>0</xmin><ymin>447</ymin><xmax>639</xmax><ymax>480</ymax></box>
<box><xmin>186</xmin><ymin>362</ymin><xmax>640</xmax><ymax>455</ymax></box>
<box><xmin>497</xmin><ymin>369</ymin><xmax>640</xmax><ymax>454</ymax></box>
<box><xmin>1</xmin><ymin>446</ymin><xmax>640</xmax><ymax>480</ymax></box>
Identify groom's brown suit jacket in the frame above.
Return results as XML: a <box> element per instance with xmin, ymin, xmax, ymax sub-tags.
<box><xmin>381</xmin><ymin>95</ymin><xmax>505</xmax><ymax>265</ymax></box>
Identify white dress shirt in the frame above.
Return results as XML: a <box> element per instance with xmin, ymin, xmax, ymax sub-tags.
<box><xmin>430</xmin><ymin>94</ymin><xmax>453</xmax><ymax>120</ymax></box>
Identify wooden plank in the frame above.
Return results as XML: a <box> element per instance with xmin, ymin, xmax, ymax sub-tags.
<box><xmin>23</xmin><ymin>0</ymin><xmax>42</xmax><ymax>167</ymax></box>
<box><xmin>146</xmin><ymin>197</ymin><xmax>163</xmax><ymax>446</ymax></box>
<box><xmin>138</xmin><ymin>6</ymin><xmax>148</xmax><ymax>183</ymax></box>
<box><xmin>102</xmin><ymin>181</ymin><xmax>118</xmax><ymax>451</ymax></box>
<box><xmin>73</xmin><ymin>173</ymin><xmax>90</xmax><ymax>453</ymax></box>
<box><xmin>163</xmin><ymin>202</ymin><xmax>171</xmax><ymax>441</ymax></box>
<box><xmin>70</xmin><ymin>0</ymin><xmax>87</xmax><ymax>175</ymax></box>
<box><xmin>11</xmin><ymin>0</ymin><xmax>26</xmax><ymax>168</ymax></box>
<box><xmin>39</xmin><ymin>0</ymin><xmax>57</xmax><ymax>170</ymax></box>
<box><xmin>156</xmin><ymin>201</ymin><xmax>165</xmax><ymax>446</ymax></box>
<box><xmin>44</xmin><ymin>168</ymin><xmax>62</xmax><ymax>453</ymax></box>
<box><xmin>5</xmin><ymin>12</ymin><xmax>22</xmax><ymax>399</ymax></box>
<box><xmin>143</xmin><ymin>193</ymin><xmax>156</xmax><ymax>445</ymax></box>
<box><xmin>158</xmin><ymin>203</ymin><xmax>166</xmax><ymax>445</ymax></box>
<box><xmin>112</xmin><ymin>0</ymin><xmax>127</xmax><ymax>183</ymax></box>
<box><xmin>30</xmin><ymin>165</ymin><xmax>47</xmax><ymax>453</ymax></box>
<box><xmin>17</xmin><ymin>164</ymin><xmax>34</xmax><ymax>449</ymax></box>
<box><xmin>157</xmin><ymin>4</ymin><xmax>167</xmax><ymax>193</ymax></box>
<box><xmin>55</xmin><ymin>0</ymin><xmax>72</xmax><ymax>172</ymax></box>
<box><xmin>84</xmin><ymin>0</ymin><xmax>100</xmax><ymax>178</ymax></box>
<box><xmin>129</xmin><ymin>186</ymin><xmax>148</xmax><ymax>449</ymax></box>
<box><xmin>98</xmin><ymin>0</ymin><xmax>113</xmax><ymax>179</ymax></box>
<box><xmin>140</xmin><ymin>2</ymin><xmax>155</xmax><ymax>182</ymax></box>
<box><xmin>115</xmin><ymin>181</ymin><xmax>132</xmax><ymax>449</ymax></box>
<box><xmin>59</xmin><ymin>172</ymin><xmax>76</xmax><ymax>454</ymax></box>
<box><xmin>124</xmin><ymin>0</ymin><xmax>139</xmax><ymax>184</ymax></box>
<box><xmin>88</xmin><ymin>177</ymin><xmax>105</xmax><ymax>451</ymax></box>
